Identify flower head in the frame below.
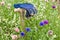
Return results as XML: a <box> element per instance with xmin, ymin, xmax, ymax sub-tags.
<box><xmin>52</xmin><ymin>5</ymin><xmax>56</xmax><ymax>9</ymax></box>
<box><xmin>11</xmin><ymin>35</ymin><xmax>18</xmax><ymax>40</ymax></box>
<box><xmin>39</xmin><ymin>21</ymin><xmax>44</xmax><ymax>26</ymax></box>
<box><xmin>43</xmin><ymin>20</ymin><xmax>48</xmax><ymax>24</ymax></box>
<box><xmin>45</xmin><ymin>0</ymin><xmax>48</xmax><ymax>2</ymax></box>
<box><xmin>7</xmin><ymin>3</ymin><xmax>11</xmax><ymax>9</ymax></box>
<box><xmin>0</xmin><ymin>1</ymin><xmax>5</xmax><ymax>6</ymax></box>
<box><xmin>26</xmin><ymin>27</ymin><xmax>31</xmax><ymax>32</ymax></box>
<box><xmin>14</xmin><ymin>27</ymin><xmax>19</xmax><ymax>32</ymax></box>
<box><xmin>48</xmin><ymin>30</ymin><xmax>53</xmax><ymax>36</ymax></box>
<box><xmin>20</xmin><ymin>32</ymin><xmax>25</xmax><ymax>36</ymax></box>
<box><xmin>52</xmin><ymin>0</ymin><xmax>55</xmax><ymax>2</ymax></box>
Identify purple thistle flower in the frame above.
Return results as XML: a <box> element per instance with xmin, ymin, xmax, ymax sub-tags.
<box><xmin>20</xmin><ymin>32</ymin><xmax>25</xmax><ymax>36</ymax></box>
<box><xmin>52</xmin><ymin>5</ymin><xmax>56</xmax><ymax>9</ymax></box>
<box><xmin>48</xmin><ymin>30</ymin><xmax>53</xmax><ymax>36</ymax></box>
<box><xmin>43</xmin><ymin>20</ymin><xmax>48</xmax><ymax>24</ymax></box>
<box><xmin>39</xmin><ymin>21</ymin><xmax>44</xmax><ymax>26</ymax></box>
<box><xmin>26</xmin><ymin>27</ymin><xmax>31</xmax><ymax>32</ymax></box>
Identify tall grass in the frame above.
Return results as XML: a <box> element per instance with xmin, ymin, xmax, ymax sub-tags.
<box><xmin>0</xmin><ymin>0</ymin><xmax>60</xmax><ymax>40</ymax></box>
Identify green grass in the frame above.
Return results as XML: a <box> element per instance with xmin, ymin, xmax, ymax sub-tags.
<box><xmin>0</xmin><ymin>0</ymin><xmax>60</xmax><ymax>40</ymax></box>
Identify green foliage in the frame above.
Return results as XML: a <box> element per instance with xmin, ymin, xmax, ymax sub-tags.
<box><xmin>0</xmin><ymin>0</ymin><xmax>60</xmax><ymax>40</ymax></box>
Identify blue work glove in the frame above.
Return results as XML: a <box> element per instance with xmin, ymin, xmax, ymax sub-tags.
<box><xmin>14</xmin><ymin>3</ymin><xmax>37</xmax><ymax>18</ymax></box>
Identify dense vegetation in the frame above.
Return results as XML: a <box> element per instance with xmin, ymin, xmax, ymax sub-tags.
<box><xmin>0</xmin><ymin>0</ymin><xmax>60</xmax><ymax>40</ymax></box>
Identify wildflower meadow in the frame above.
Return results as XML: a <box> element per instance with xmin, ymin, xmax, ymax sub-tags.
<box><xmin>0</xmin><ymin>0</ymin><xmax>60</xmax><ymax>40</ymax></box>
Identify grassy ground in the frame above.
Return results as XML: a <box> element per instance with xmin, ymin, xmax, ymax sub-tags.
<box><xmin>0</xmin><ymin>0</ymin><xmax>60</xmax><ymax>40</ymax></box>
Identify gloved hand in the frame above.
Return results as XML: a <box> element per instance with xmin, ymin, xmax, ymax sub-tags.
<box><xmin>14</xmin><ymin>3</ymin><xmax>37</xmax><ymax>18</ymax></box>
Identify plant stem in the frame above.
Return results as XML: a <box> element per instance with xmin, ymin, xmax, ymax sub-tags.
<box><xmin>19</xmin><ymin>9</ymin><xmax>25</xmax><ymax>32</ymax></box>
<box><xmin>57</xmin><ymin>0</ymin><xmax>60</xmax><ymax>15</ymax></box>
